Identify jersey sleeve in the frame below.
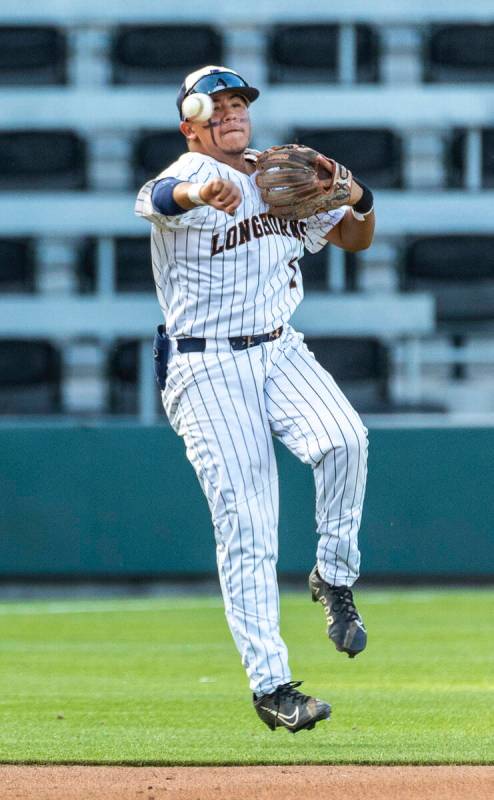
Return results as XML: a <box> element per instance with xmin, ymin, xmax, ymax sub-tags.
<box><xmin>303</xmin><ymin>207</ymin><xmax>347</xmax><ymax>253</ymax></box>
<box><xmin>134</xmin><ymin>156</ymin><xmax>214</xmax><ymax>229</ymax></box>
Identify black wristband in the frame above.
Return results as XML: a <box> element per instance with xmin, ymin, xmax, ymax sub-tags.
<box><xmin>352</xmin><ymin>178</ymin><xmax>374</xmax><ymax>215</ymax></box>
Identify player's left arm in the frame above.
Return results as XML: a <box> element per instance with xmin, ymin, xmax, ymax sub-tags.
<box><xmin>324</xmin><ymin>181</ymin><xmax>375</xmax><ymax>252</ymax></box>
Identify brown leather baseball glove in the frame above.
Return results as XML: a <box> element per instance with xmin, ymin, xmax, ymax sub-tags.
<box><xmin>256</xmin><ymin>144</ymin><xmax>352</xmax><ymax>219</ymax></box>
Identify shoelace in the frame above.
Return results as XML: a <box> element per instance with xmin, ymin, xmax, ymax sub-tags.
<box><xmin>330</xmin><ymin>586</ymin><xmax>359</xmax><ymax>622</ymax></box>
<box><xmin>272</xmin><ymin>680</ymin><xmax>310</xmax><ymax>710</ymax></box>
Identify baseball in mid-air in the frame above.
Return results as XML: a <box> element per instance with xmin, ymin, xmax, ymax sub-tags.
<box><xmin>182</xmin><ymin>93</ymin><xmax>214</xmax><ymax>122</ymax></box>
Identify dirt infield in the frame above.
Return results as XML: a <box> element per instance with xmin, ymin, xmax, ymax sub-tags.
<box><xmin>1</xmin><ymin>766</ymin><xmax>493</xmax><ymax>800</ymax></box>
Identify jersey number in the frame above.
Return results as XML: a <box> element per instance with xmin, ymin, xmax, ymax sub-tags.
<box><xmin>288</xmin><ymin>257</ymin><xmax>298</xmax><ymax>289</ymax></box>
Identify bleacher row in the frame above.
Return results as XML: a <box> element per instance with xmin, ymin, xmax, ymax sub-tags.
<box><xmin>2</xmin><ymin>231</ymin><xmax>493</xmax><ymax>415</ymax></box>
<box><xmin>5</xmin><ymin>234</ymin><xmax>494</xmax><ymax>301</ymax></box>
<box><xmin>3</xmin><ymin>22</ymin><xmax>494</xmax><ymax>86</ymax></box>
<box><xmin>2</xmin><ymin>7</ymin><xmax>494</xmax><ymax>420</ymax></box>
<box><xmin>3</xmin><ymin>127</ymin><xmax>494</xmax><ymax>190</ymax></box>
<box><xmin>0</xmin><ymin>337</ymin><xmax>390</xmax><ymax>416</ymax></box>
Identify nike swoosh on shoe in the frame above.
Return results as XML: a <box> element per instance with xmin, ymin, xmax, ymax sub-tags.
<box><xmin>259</xmin><ymin>706</ymin><xmax>300</xmax><ymax>727</ymax></box>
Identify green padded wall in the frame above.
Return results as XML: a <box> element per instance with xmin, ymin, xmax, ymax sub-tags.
<box><xmin>0</xmin><ymin>426</ymin><xmax>493</xmax><ymax>578</ymax></box>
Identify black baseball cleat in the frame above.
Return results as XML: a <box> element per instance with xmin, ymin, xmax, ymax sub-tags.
<box><xmin>253</xmin><ymin>680</ymin><xmax>331</xmax><ymax>733</ymax></box>
<box><xmin>309</xmin><ymin>566</ymin><xmax>367</xmax><ymax>658</ymax></box>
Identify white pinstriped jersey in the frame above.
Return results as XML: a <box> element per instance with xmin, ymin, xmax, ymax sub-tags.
<box><xmin>135</xmin><ymin>145</ymin><xmax>369</xmax><ymax>696</ymax></box>
<box><xmin>135</xmin><ymin>150</ymin><xmax>346</xmax><ymax>339</ymax></box>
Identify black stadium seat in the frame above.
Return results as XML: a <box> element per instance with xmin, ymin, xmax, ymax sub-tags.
<box><xmin>293</xmin><ymin>128</ymin><xmax>402</xmax><ymax>188</ymax></box>
<box><xmin>424</xmin><ymin>25</ymin><xmax>494</xmax><ymax>83</ymax></box>
<box><xmin>75</xmin><ymin>239</ymin><xmax>154</xmax><ymax>293</ymax></box>
<box><xmin>133</xmin><ymin>130</ymin><xmax>185</xmax><ymax>187</ymax></box>
<box><xmin>75</xmin><ymin>239</ymin><xmax>97</xmax><ymax>294</ymax></box>
<box><xmin>108</xmin><ymin>340</ymin><xmax>139</xmax><ymax>414</ymax></box>
<box><xmin>268</xmin><ymin>24</ymin><xmax>379</xmax><ymax>83</ymax></box>
<box><xmin>0</xmin><ymin>26</ymin><xmax>66</xmax><ymax>85</ymax></box>
<box><xmin>447</xmin><ymin>130</ymin><xmax>467</xmax><ymax>189</ymax></box>
<box><xmin>0</xmin><ymin>239</ymin><xmax>35</xmax><ymax>292</ymax></box>
<box><xmin>303</xmin><ymin>336</ymin><xmax>389</xmax><ymax>412</ymax></box>
<box><xmin>0</xmin><ymin>340</ymin><xmax>61</xmax><ymax>414</ymax></box>
<box><xmin>269</xmin><ymin>24</ymin><xmax>338</xmax><ymax>82</ymax></box>
<box><xmin>403</xmin><ymin>236</ymin><xmax>494</xmax><ymax>330</ymax></box>
<box><xmin>112</xmin><ymin>25</ymin><xmax>223</xmax><ymax>84</ymax></box>
<box><xmin>299</xmin><ymin>249</ymin><xmax>329</xmax><ymax>291</ymax></box>
<box><xmin>480</xmin><ymin>130</ymin><xmax>494</xmax><ymax>188</ymax></box>
<box><xmin>115</xmin><ymin>238</ymin><xmax>155</xmax><ymax>292</ymax></box>
<box><xmin>0</xmin><ymin>131</ymin><xmax>86</xmax><ymax>190</ymax></box>
<box><xmin>447</xmin><ymin>129</ymin><xmax>494</xmax><ymax>189</ymax></box>
<box><xmin>299</xmin><ymin>249</ymin><xmax>358</xmax><ymax>292</ymax></box>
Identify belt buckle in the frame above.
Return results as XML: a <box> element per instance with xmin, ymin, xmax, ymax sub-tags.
<box><xmin>244</xmin><ymin>335</ymin><xmax>253</xmax><ymax>349</ymax></box>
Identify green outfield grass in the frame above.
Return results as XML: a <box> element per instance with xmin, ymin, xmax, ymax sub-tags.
<box><xmin>0</xmin><ymin>589</ymin><xmax>493</xmax><ymax>765</ymax></box>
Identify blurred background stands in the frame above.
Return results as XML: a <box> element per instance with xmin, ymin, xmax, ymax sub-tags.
<box><xmin>1</xmin><ymin>1</ymin><xmax>494</xmax><ymax>422</ymax></box>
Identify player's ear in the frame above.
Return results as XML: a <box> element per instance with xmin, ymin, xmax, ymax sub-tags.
<box><xmin>180</xmin><ymin>121</ymin><xmax>198</xmax><ymax>141</ymax></box>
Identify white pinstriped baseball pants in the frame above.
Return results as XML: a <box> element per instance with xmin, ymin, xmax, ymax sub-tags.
<box><xmin>163</xmin><ymin>325</ymin><xmax>368</xmax><ymax>696</ymax></box>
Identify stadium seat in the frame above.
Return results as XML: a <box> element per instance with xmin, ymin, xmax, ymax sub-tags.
<box><xmin>402</xmin><ymin>236</ymin><xmax>494</xmax><ymax>331</ymax></box>
<box><xmin>115</xmin><ymin>238</ymin><xmax>155</xmax><ymax>292</ymax></box>
<box><xmin>268</xmin><ymin>24</ymin><xmax>379</xmax><ymax>83</ymax></box>
<box><xmin>447</xmin><ymin>129</ymin><xmax>494</xmax><ymax>189</ymax></box>
<box><xmin>0</xmin><ymin>239</ymin><xmax>35</xmax><ymax>292</ymax></box>
<box><xmin>75</xmin><ymin>240</ymin><xmax>97</xmax><ymax>294</ymax></box>
<box><xmin>0</xmin><ymin>340</ymin><xmax>62</xmax><ymax>414</ymax></box>
<box><xmin>447</xmin><ymin>130</ymin><xmax>467</xmax><ymax>188</ymax></box>
<box><xmin>111</xmin><ymin>25</ymin><xmax>223</xmax><ymax>84</ymax></box>
<box><xmin>424</xmin><ymin>25</ymin><xmax>494</xmax><ymax>83</ymax></box>
<box><xmin>107</xmin><ymin>340</ymin><xmax>139</xmax><ymax>414</ymax></box>
<box><xmin>303</xmin><ymin>336</ymin><xmax>390</xmax><ymax>412</ymax></box>
<box><xmin>133</xmin><ymin>130</ymin><xmax>185</xmax><ymax>188</ymax></box>
<box><xmin>0</xmin><ymin>26</ymin><xmax>66</xmax><ymax>85</ymax></box>
<box><xmin>0</xmin><ymin>131</ymin><xmax>86</xmax><ymax>190</ymax></box>
<box><xmin>299</xmin><ymin>249</ymin><xmax>358</xmax><ymax>291</ymax></box>
<box><xmin>482</xmin><ymin>130</ymin><xmax>494</xmax><ymax>187</ymax></box>
<box><xmin>292</xmin><ymin>129</ymin><xmax>402</xmax><ymax>188</ymax></box>
<box><xmin>299</xmin><ymin>249</ymin><xmax>329</xmax><ymax>290</ymax></box>
<box><xmin>403</xmin><ymin>235</ymin><xmax>494</xmax><ymax>382</ymax></box>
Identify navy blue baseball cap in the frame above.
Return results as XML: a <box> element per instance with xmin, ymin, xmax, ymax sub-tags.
<box><xmin>177</xmin><ymin>65</ymin><xmax>260</xmax><ymax>119</ymax></box>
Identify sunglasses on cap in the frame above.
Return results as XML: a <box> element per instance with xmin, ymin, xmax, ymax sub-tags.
<box><xmin>177</xmin><ymin>71</ymin><xmax>259</xmax><ymax>118</ymax></box>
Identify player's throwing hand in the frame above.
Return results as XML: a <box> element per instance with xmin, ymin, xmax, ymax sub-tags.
<box><xmin>200</xmin><ymin>179</ymin><xmax>241</xmax><ymax>216</ymax></box>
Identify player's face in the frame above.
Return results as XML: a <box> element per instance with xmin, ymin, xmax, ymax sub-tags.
<box><xmin>183</xmin><ymin>91</ymin><xmax>251</xmax><ymax>158</ymax></box>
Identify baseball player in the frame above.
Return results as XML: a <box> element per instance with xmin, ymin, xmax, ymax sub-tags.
<box><xmin>135</xmin><ymin>66</ymin><xmax>375</xmax><ymax>733</ymax></box>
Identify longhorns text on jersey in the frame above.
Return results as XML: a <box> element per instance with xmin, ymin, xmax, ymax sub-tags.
<box><xmin>135</xmin><ymin>64</ymin><xmax>375</xmax><ymax>734</ymax></box>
